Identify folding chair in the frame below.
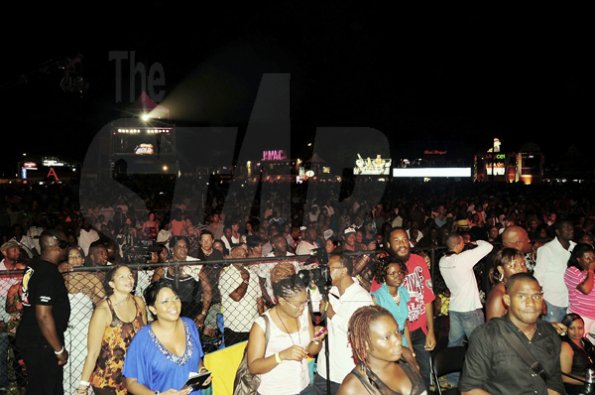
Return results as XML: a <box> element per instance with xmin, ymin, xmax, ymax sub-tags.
<box><xmin>430</xmin><ymin>346</ymin><xmax>466</xmax><ymax>395</ymax></box>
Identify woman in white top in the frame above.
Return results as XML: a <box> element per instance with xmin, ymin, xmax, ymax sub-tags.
<box><xmin>247</xmin><ymin>263</ymin><xmax>326</xmax><ymax>395</ymax></box>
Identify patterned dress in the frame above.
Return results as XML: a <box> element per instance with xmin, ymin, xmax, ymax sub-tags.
<box><xmin>90</xmin><ymin>297</ymin><xmax>145</xmax><ymax>394</ymax></box>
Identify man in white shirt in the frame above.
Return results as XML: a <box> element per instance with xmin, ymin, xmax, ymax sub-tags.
<box><xmin>439</xmin><ymin>234</ymin><xmax>493</xmax><ymax>348</ymax></box>
<box><xmin>534</xmin><ymin>220</ymin><xmax>576</xmax><ymax>322</ymax></box>
<box><xmin>219</xmin><ymin>247</ymin><xmax>263</xmax><ymax>346</ymax></box>
<box><xmin>314</xmin><ymin>253</ymin><xmax>373</xmax><ymax>394</ymax></box>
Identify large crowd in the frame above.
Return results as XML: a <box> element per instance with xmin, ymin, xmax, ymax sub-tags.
<box><xmin>1</xmin><ymin>179</ymin><xmax>595</xmax><ymax>394</ymax></box>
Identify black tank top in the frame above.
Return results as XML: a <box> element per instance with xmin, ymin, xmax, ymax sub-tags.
<box><xmin>351</xmin><ymin>361</ymin><xmax>426</xmax><ymax>395</ymax></box>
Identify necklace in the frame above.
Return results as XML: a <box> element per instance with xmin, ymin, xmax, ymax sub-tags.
<box><xmin>276</xmin><ymin>308</ymin><xmax>302</xmax><ymax>346</ymax></box>
<box><xmin>391</xmin><ymin>289</ymin><xmax>400</xmax><ymax>305</ymax></box>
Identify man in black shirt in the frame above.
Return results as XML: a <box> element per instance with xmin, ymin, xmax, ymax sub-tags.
<box><xmin>16</xmin><ymin>230</ymin><xmax>71</xmax><ymax>395</ymax></box>
<box><xmin>460</xmin><ymin>273</ymin><xmax>565</xmax><ymax>395</ymax></box>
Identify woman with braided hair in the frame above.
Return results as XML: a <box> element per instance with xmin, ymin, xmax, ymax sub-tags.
<box><xmin>338</xmin><ymin>305</ymin><xmax>426</xmax><ymax>395</ymax></box>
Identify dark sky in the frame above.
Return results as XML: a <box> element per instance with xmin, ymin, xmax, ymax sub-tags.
<box><xmin>0</xmin><ymin>5</ymin><xmax>590</xmax><ymax>176</ymax></box>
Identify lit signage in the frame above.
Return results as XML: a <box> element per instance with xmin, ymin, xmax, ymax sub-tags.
<box><xmin>354</xmin><ymin>154</ymin><xmax>391</xmax><ymax>175</ymax></box>
<box><xmin>392</xmin><ymin>168</ymin><xmax>471</xmax><ymax>178</ymax></box>
<box><xmin>261</xmin><ymin>150</ymin><xmax>287</xmax><ymax>161</ymax></box>
<box><xmin>322</xmin><ymin>166</ymin><xmax>331</xmax><ymax>174</ymax></box>
<box><xmin>423</xmin><ymin>150</ymin><xmax>448</xmax><ymax>155</ymax></box>
<box><xmin>23</xmin><ymin>162</ymin><xmax>38</xmax><ymax>170</ymax></box>
<box><xmin>134</xmin><ymin>144</ymin><xmax>155</xmax><ymax>155</ymax></box>
<box><xmin>486</xmin><ymin>163</ymin><xmax>505</xmax><ymax>176</ymax></box>
<box><xmin>117</xmin><ymin>128</ymin><xmax>171</xmax><ymax>135</ymax></box>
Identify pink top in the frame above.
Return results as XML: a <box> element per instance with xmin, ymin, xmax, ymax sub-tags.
<box><xmin>564</xmin><ymin>266</ymin><xmax>595</xmax><ymax>319</ymax></box>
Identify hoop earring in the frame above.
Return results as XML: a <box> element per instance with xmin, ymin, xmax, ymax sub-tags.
<box><xmin>498</xmin><ymin>271</ymin><xmax>504</xmax><ymax>282</ymax></box>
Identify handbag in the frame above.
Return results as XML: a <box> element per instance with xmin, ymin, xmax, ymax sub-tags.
<box><xmin>233</xmin><ymin>314</ymin><xmax>270</xmax><ymax>395</ymax></box>
<box><xmin>499</xmin><ymin>324</ymin><xmax>549</xmax><ymax>382</ymax></box>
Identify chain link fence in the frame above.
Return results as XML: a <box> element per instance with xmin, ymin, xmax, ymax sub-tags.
<box><xmin>0</xmin><ymin>246</ymin><xmax>464</xmax><ymax>394</ymax></box>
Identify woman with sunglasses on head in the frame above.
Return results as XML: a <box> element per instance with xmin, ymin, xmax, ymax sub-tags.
<box><xmin>485</xmin><ymin>248</ymin><xmax>528</xmax><ymax>321</ymax></box>
<box><xmin>371</xmin><ymin>257</ymin><xmax>417</xmax><ymax>371</ymax></box>
<box><xmin>247</xmin><ymin>263</ymin><xmax>326</xmax><ymax>395</ymax></box>
<box><xmin>78</xmin><ymin>265</ymin><xmax>146</xmax><ymax>394</ymax></box>
<box><xmin>124</xmin><ymin>281</ymin><xmax>210</xmax><ymax>394</ymax></box>
<box><xmin>338</xmin><ymin>305</ymin><xmax>426</xmax><ymax>395</ymax></box>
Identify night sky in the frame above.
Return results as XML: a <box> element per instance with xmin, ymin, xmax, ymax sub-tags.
<box><xmin>0</xmin><ymin>5</ymin><xmax>590</xmax><ymax>177</ymax></box>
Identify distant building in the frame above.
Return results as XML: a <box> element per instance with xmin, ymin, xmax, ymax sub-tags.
<box><xmin>474</xmin><ymin>140</ymin><xmax>544</xmax><ymax>184</ymax></box>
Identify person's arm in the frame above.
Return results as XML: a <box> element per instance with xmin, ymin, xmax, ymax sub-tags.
<box><xmin>306</xmin><ymin>317</ymin><xmax>325</xmax><ymax>356</ymax></box>
<box><xmin>195</xmin><ymin>270</ymin><xmax>212</xmax><ymax>327</ymax></box>
<box><xmin>35</xmin><ymin>304</ymin><xmax>68</xmax><ymax>365</ymax></box>
<box><xmin>577</xmin><ymin>263</ymin><xmax>594</xmax><ymax>295</ymax></box>
<box><xmin>404</xmin><ymin>325</ymin><xmax>414</xmax><ymax>356</ymax></box>
<box><xmin>560</xmin><ymin>342</ymin><xmax>583</xmax><ymax>385</ymax></box>
<box><xmin>228</xmin><ymin>266</ymin><xmax>250</xmax><ymax>302</ymax></box>
<box><xmin>77</xmin><ymin>304</ymin><xmax>110</xmax><ymax>394</ymax></box>
<box><xmin>459</xmin><ymin>328</ymin><xmax>491</xmax><ymax>394</ymax></box>
<box><xmin>459</xmin><ymin>240</ymin><xmax>494</xmax><ymax>269</ymax></box>
<box><xmin>5</xmin><ymin>282</ymin><xmax>21</xmax><ymax>314</ymax></box>
<box><xmin>485</xmin><ymin>287</ymin><xmax>506</xmax><ymax>321</ymax></box>
<box><xmin>151</xmin><ymin>267</ymin><xmax>164</xmax><ymax>282</ymax></box>
<box><xmin>424</xmin><ymin>301</ymin><xmax>436</xmax><ymax>351</ymax></box>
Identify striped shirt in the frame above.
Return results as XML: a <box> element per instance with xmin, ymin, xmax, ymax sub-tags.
<box><xmin>564</xmin><ymin>266</ymin><xmax>595</xmax><ymax>319</ymax></box>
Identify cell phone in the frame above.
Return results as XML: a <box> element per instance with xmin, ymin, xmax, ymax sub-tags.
<box><xmin>314</xmin><ymin>327</ymin><xmax>328</xmax><ymax>338</ymax></box>
<box><xmin>184</xmin><ymin>370</ymin><xmax>211</xmax><ymax>390</ymax></box>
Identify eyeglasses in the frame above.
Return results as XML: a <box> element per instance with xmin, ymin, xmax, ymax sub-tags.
<box><xmin>284</xmin><ymin>297</ymin><xmax>310</xmax><ymax>309</ymax></box>
<box><xmin>329</xmin><ymin>265</ymin><xmax>344</xmax><ymax>271</ymax></box>
<box><xmin>505</xmin><ymin>259</ymin><xmax>526</xmax><ymax>269</ymax></box>
<box><xmin>386</xmin><ymin>270</ymin><xmax>407</xmax><ymax>277</ymax></box>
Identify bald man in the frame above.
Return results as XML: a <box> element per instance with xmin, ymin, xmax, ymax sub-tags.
<box><xmin>502</xmin><ymin>226</ymin><xmax>532</xmax><ymax>254</ymax></box>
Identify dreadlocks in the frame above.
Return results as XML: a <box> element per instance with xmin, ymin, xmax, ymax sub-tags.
<box><xmin>348</xmin><ymin>305</ymin><xmax>394</xmax><ymax>367</ymax></box>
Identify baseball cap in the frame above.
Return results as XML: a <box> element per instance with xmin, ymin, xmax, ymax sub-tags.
<box><xmin>1</xmin><ymin>240</ymin><xmax>20</xmax><ymax>253</ymax></box>
<box><xmin>344</xmin><ymin>226</ymin><xmax>357</xmax><ymax>235</ymax></box>
<box><xmin>323</xmin><ymin>229</ymin><xmax>334</xmax><ymax>240</ymax></box>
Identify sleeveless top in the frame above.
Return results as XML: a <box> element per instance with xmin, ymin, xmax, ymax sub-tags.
<box><xmin>90</xmin><ymin>297</ymin><xmax>145</xmax><ymax>394</ymax></box>
<box><xmin>351</xmin><ymin>361</ymin><xmax>427</xmax><ymax>395</ymax></box>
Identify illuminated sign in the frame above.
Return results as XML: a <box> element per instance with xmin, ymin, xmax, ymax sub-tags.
<box><xmin>423</xmin><ymin>150</ymin><xmax>448</xmax><ymax>155</ymax></box>
<box><xmin>23</xmin><ymin>162</ymin><xmax>38</xmax><ymax>170</ymax></box>
<box><xmin>322</xmin><ymin>166</ymin><xmax>331</xmax><ymax>174</ymax></box>
<box><xmin>134</xmin><ymin>144</ymin><xmax>155</xmax><ymax>155</ymax></box>
<box><xmin>354</xmin><ymin>154</ymin><xmax>392</xmax><ymax>175</ymax></box>
<box><xmin>117</xmin><ymin>128</ymin><xmax>171</xmax><ymax>135</ymax></box>
<box><xmin>261</xmin><ymin>150</ymin><xmax>287</xmax><ymax>161</ymax></box>
<box><xmin>392</xmin><ymin>168</ymin><xmax>471</xmax><ymax>178</ymax></box>
<box><xmin>486</xmin><ymin>163</ymin><xmax>505</xmax><ymax>176</ymax></box>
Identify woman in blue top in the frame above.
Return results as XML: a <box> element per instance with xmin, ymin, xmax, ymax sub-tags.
<box><xmin>123</xmin><ymin>281</ymin><xmax>211</xmax><ymax>394</ymax></box>
<box><xmin>371</xmin><ymin>257</ymin><xmax>419</xmax><ymax>370</ymax></box>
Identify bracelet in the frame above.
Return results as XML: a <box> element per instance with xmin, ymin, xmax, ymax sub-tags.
<box><xmin>200</xmin><ymin>310</ymin><xmax>207</xmax><ymax>316</ymax></box>
<box><xmin>242</xmin><ymin>279</ymin><xmax>249</xmax><ymax>284</ymax></box>
<box><xmin>324</xmin><ymin>301</ymin><xmax>329</xmax><ymax>312</ymax></box>
<box><xmin>311</xmin><ymin>339</ymin><xmax>321</xmax><ymax>345</ymax></box>
<box><xmin>79</xmin><ymin>380</ymin><xmax>90</xmax><ymax>387</ymax></box>
<box><xmin>54</xmin><ymin>346</ymin><xmax>65</xmax><ymax>355</ymax></box>
<box><xmin>274</xmin><ymin>352</ymin><xmax>282</xmax><ymax>364</ymax></box>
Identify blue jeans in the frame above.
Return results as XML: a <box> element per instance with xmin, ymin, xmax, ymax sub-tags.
<box><xmin>448</xmin><ymin>309</ymin><xmax>484</xmax><ymax>347</ymax></box>
<box><xmin>410</xmin><ymin>328</ymin><xmax>432</xmax><ymax>387</ymax></box>
<box><xmin>447</xmin><ymin>309</ymin><xmax>484</xmax><ymax>385</ymax></box>
<box><xmin>0</xmin><ymin>332</ymin><xmax>9</xmax><ymax>388</ymax></box>
<box><xmin>543</xmin><ymin>300</ymin><xmax>567</xmax><ymax>323</ymax></box>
